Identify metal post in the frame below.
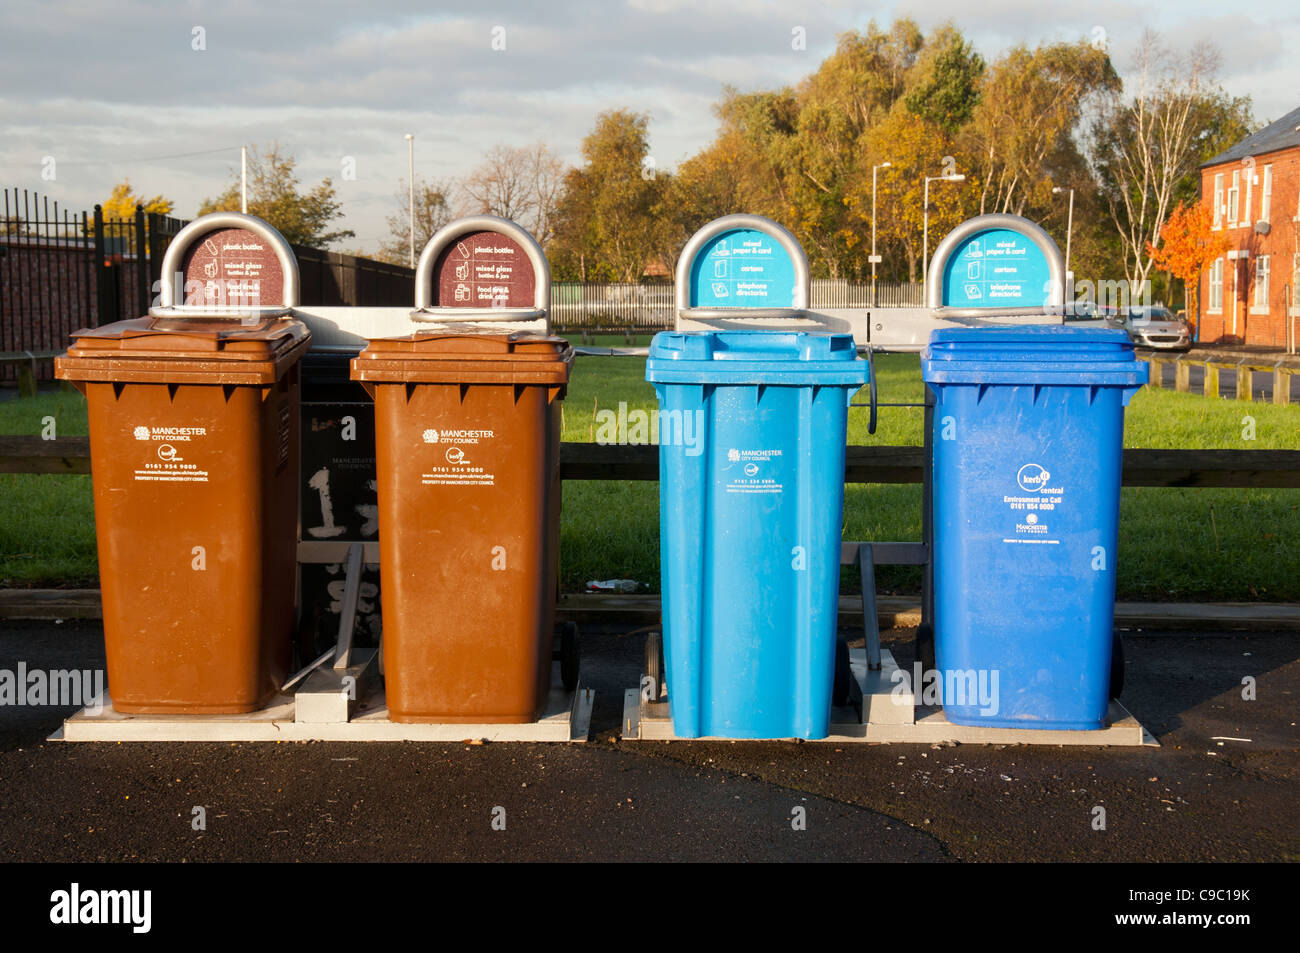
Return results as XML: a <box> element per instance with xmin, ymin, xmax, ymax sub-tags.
<box><xmin>1065</xmin><ymin>188</ymin><xmax>1074</xmax><ymax>277</ymax></box>
<box><xmin>240</xmin><ymin>146</ymin><xmax>247</xmax><ymax>214</ymax></box>
<box><xmin>133</xmin><ymin>203</ymin><xmax>148</xmax><ymax>317</ymax></box>
<box><xmin>92</xmin><ymin>204</ymin><xmax>112</xmax><ymax>327</ymax></box>
<box><xmin>871</xmin><ymin>161</ymin><xmax>890</xmax><ymax>308</ymax></box>
<box><xmin>405</xmin><ymin>134</ymin><xmax>415</xmax><ymax>270</ymax></box>
<box><xmin>922</xmin><ymin>177</ymin><xmax>930</xmax><ymax>301</ymax></box>
<box><xmin>1053</xmin><ymin>186</ymin><xmax>1074</xmax><ymax>282</ymax></box>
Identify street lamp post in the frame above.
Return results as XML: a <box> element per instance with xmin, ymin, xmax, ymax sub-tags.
<box><xmin>923</xmin><ymin>173</ymin><xmax>966</xmax><ymax>301</ymax></box>
<box><xmin>871</xmin><ymin>161</ymin><xmax>891</xmax><ymax>307</ymax></box>
<box><xmin>404</xmin><ymin>134</ymin><xmax>415</xmax><ymax>270</ymax></box>
<box><xmin>1052</xmin><ymin>186</ymin><xmax>1074</xmax><ymax>279</ymax></box>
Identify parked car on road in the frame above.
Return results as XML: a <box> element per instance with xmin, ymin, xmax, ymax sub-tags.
<box><xmin>1109</xmin><ymin>305</ymin><xmax>1191</xmax><ymax>351</ymax></box>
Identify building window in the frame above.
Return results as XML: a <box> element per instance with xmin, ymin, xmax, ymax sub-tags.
<box><xmin>1209</xmin><ymin>258</ymin><xmax>1223</xmax><ymax>312</ymax></box>
<box><xmin>1261</xmin><ymin>164</ymin><xmax>1272</xmax><ymax>223</ymax></box>
<box><xmin>1253</xmin><ymin>255</ymin><xmax>1270</xmax><ymax>312</ymax></box>
<box><xmin>1243</xmin><ymin>165</ymin><xmax>1253</xmax><ymax>225</ymax></box>
<box><xmin>1227</xmin><ymin>171</ymin><xmax>1239</xmax><ymax>225</ymax></box>
<box><xmin>1213</xmin><ymin>173</ymin><xmax>1224</xmax><ymax>227</ymax></box>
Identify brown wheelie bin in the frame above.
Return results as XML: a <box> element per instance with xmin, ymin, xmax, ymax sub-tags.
<box><xmin>351</xmin><ymin>332</ymin><xmax>573</xmax><ymax>723</ymax></box>
<box><xmin>55</xmin><ymin>316</ymin><xmax>311</xmax><ymax>713</ymax></box>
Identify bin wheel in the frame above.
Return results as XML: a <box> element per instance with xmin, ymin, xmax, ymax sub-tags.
<box><xmin>560</xmin><ymin>622</ymin><xmax>581</xmax><ymax>693</ymax></box>
<box><xmin>833</xmin><ymin>638</ymin><xmax>852</xmax><ymax>707</ymax></box>
<box><xmin>916</xmin><ymin>623</ymin><xmax>936</xmax><ymax>680</ymax></box>
<box><xmin>1109</xmin><ymin>632</ymin><xmax>1125</xmax><ymax>700</ymax></box>
<box><xmin>644</xmin><ymin>631</ymin><xmax>664</xmax><ymax>702</ymax></box>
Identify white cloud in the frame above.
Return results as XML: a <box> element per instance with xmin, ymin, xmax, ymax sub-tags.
<box><xmin>1</xmin><ymin>0</ymin><xmax>1295</xmax><ymax>253</ymax></box>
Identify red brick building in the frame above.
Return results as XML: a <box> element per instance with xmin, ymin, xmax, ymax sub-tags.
<box><xmin>1198</xmin><ymin>106</ymin><xmax>1300</xmax><ymax>348</ymax></box>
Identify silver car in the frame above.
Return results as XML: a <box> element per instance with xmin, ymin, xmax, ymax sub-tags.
<box><xmin>1111</xmin><ymin>306</ymin><xmax>1191</xmax><ymax>351</ymax></box>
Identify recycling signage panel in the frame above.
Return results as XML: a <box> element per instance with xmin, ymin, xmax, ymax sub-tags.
<box><xmin>432</xmin><ymin>230</ymin><xmax>535</xmax><ymax>308</ymax></box>
<box><xmin>179</xmin><ymin>227</ymin><xmax>286</xmax><ymax>309</ymax></box>
<box><xmin>688</xmin><ymin>228</ymin><xmax>797</xmax><ymax>308</ymax></box>
<box><xmin>941</xmin><ymin>228</ymin><xmax>1051</xmax><ymax>309</ymax></box>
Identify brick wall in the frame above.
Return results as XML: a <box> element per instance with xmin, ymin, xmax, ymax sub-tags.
<box><xmin>0</xmin><ymin>239</ymin><xmax>150</xmax><ymax>381</ymax></box>
<box><xmin>1199</xmin><ymin>145</ymin><xmax>1300</xmax><ymax>347</ymax></box>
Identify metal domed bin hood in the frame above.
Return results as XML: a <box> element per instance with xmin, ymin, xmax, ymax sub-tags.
<box><xmin>411</xmin><ymin>215</ymin><xmax>550</xmax><ymax>330</ymax></box>
<box><xmin>151</xmin><ymin>211</ymin><xmax>300</xmax><ymax>319</ymax></box>
<box><xmin>674</xmin><ymin>213</ymin><xmax>811</xmax><ymax>324</ymax></box>
<box><xmin>924</xmin><ymin>212</ymin><xmax>1066</xmax><ymax>319</ymax></box>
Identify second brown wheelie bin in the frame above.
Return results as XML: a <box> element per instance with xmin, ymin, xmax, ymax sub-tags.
<box><xmin>55</xmin><ymin>314</ymin><xmax>310</xmax><ymax>713</ymax></box>
<box><xmin>351</xmin><ymin>332</ymin><xmax>573</xmax><ymax>723</ymax></box>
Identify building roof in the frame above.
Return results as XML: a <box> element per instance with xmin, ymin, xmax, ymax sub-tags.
<box><xmin>1202</xmin><ymin>105</ymin><xmax>1300</xmax><ymax>167</ymax></box>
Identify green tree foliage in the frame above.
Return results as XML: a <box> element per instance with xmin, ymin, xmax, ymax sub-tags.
<box><xmin>199</xmin><ymin>143</ymin><xmax>354</xmax><ymax>248</ymax></box>
<box><xmin>904</xmin><ymin>29</ymin><xmax>985</xmax><ymax>133</ymax></box>
<box><xmin>548</xmin><ymin>110</ymin><xmax>666</xmax><ymax>282</ymax></box>
<box><xmin>855</xmin><ymin>108</ymin><xmax>971</xmax><ymax>282</ymax></box>
<box><xmin>540</xmin><ymin>19</ymin><xmax>1249</xmax><ymax>294</ymax></box>
<box><xmin>962</xmin><ymin>41</ymin><xmax>1119</xmax><ymax>218</ymax></box>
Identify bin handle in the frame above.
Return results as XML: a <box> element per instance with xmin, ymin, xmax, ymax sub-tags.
<box><xmin>866</xmin><ymin>345</ymin><xmax>878</xmax><ymax>435</ymax></box>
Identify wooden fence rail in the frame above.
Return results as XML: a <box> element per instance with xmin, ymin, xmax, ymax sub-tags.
<box><xmin>4</xmin><ymin>436</ymin><xmax>1298</xmax><ymax>487</ymax></box>
<box><xmin>1146</xmin><ymin>353</ymin><xmax>1296</xmax><ymax>406</ymax></box>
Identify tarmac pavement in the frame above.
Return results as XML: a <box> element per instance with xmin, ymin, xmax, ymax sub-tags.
<box><xmin>0</xmin><ymin>618</ymin><xmax>1294</xmax><ymax>863</ymax></box>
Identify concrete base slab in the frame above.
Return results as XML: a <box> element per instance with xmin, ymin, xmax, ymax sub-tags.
<box><xmin>622</xmin><ymin>647</ymin><xmax>1156</xmax><ymax>746</ymax></box>
<box><xmin>53</xmin><ymin>663</ymin><xmax>593</xmax><ymax>743</ymax></box>
<box><xmin>857</xmin><ymin>648</ymin><xmax>914</xmax><ymax>725</ymax></box>
<box><xmin>295</xmin><ymin>649</ymin><xmax>379</xmax><ymax>724</ymax></box>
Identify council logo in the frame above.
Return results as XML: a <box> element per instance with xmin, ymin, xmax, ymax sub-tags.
<box><xmin>1017</xmin><ymin>463</ymin><xmax>1051</xmax><ymax>492</ymax></box>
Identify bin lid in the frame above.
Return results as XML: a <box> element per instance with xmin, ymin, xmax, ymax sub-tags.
<box><xmin>645</xmin><ymin>331</ymin><xmax>868</xmax><ymax>386</ymax></box>
<box><xmin>350</xmin><ymin>331</ymin><xmax>573</xmax><ymax>385</ymax></box>
<box><xmin>54</xmin><ymin>316</ymin><xmax>311</xmax><ymax>386</ymax></box>
<box><xmin>921</xmin><ymin>326</ymin><xmax>1149</xmax><ymax>386</ymax></box>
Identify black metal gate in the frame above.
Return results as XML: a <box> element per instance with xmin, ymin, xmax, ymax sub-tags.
<box><xmin>90</xmin><ymin>204</ymin><xmax>151</xmax><ymax>325</ymax></box>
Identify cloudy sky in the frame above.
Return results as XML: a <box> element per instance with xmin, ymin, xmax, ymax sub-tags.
<box><xmin>1</xmin><ymin>0</ymin><xmax>1295</xmax><ymax>254</ymax></box>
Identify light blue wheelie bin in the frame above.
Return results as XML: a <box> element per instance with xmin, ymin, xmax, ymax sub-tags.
<box><xmin>646</xmin><ymin>330</ymin><xmax>868</xmax><ymax>738</ymax></box>
<box><xmin>921</xmin><ymin>326</ymin><xmax>1147</xmax><ymax>729</ymax></box>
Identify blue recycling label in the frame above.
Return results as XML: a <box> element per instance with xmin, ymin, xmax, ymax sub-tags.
<box><xmin>688</xmin><ymin>228</ymin><xmax>797</xmax><ymax>308</ymax></box>
<box><xmin>941</xmin><ymin>228</ymin><xmax>1051</xmax><ymax>308</ymax></box>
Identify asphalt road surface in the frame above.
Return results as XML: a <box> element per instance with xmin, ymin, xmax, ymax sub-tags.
<box><xmin>0</xmin><ymin>619</ymin><xmax>1295</xmax><ymax>863</ymax></box>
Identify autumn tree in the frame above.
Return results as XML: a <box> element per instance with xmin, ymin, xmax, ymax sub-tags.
<box><xmin>462</xmin><ymin>143</ymin><xmax>566</xmax><ymax>245</ymax></box>
<box><xmin>102</xmin><ymin>180</ymin><xmax>174</xmax><ymax>220</ymax></box>
<box><xmin>685</xmin><ymin>21</ymin><xmax>982</xmax><ymax>279</ymax></box>
<box><xmin>199</xmin><ymin>143</ymin><xmax>354</xmax><ymax>247</ymax></box>
<box><xmin>1089</xmin><ymin>32</ymin><xmax>1234</xmax><ymax>297</ymax></box>
<box><xmin>785</xmin><ymin>21</ymin><xmax>929</xmax><ymax>276</ymax></box>
<box><xmin>1146</xmin><ymin>200</ymin><xmax>1228</xmax><ymax>325</ymax></box>
<box><xmin>963</xmin><ymin>40</ymin><xmax>1119</xmax><ymax>219</ymax></box>
<box><xmin>378</xmin><ymin>177</ymin><xmax>456</xmax><ymax>267</ymax></box>
<box><xmin>854</xmin><ymin>108</ymin><xmax>971</xmax><ymax>283</ymax></box>
<box><xmin>548</xmin><ymin>110</ymin><xmax>664</xmax><ymax>282</ymax></box>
